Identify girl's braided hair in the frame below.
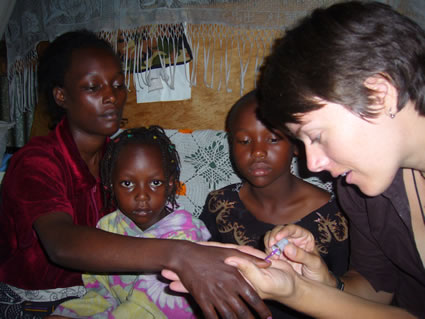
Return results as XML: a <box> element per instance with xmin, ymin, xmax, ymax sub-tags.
<box><xmin>100</xmin><ymin>126</ymin><xmax>181</xmax><ymax>213</ymax></box>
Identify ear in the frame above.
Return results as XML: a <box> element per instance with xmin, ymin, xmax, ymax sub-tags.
<box><xmin>53</xmin><ymin>87</ymin><xmax>66</xmax><ymax>108</ymax></box>
<box><xmin>293</xmin><ymin>144</ymin><xmax>299</xmax><ymax>157</ymax></box>
<box><xmin>364</xmin><ymin>74</ymin><xmax>398</xmax><ymax>116</ymax></box>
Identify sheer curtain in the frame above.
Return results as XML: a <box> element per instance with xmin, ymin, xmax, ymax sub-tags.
<box><xmin>4</xmin><ymin>0</ymin><xmax>425</xmax><ymax>142</ymax></box>
<box><xmin>0</xmin><ymin>0</ymin><xmax>23</xmax><ymax>148</ymax></box>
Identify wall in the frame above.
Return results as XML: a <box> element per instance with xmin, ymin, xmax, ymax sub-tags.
<box><xmin>30</xmin><ymin>30</ymin><xmax>273</xmax><ymax>136</ymax></box>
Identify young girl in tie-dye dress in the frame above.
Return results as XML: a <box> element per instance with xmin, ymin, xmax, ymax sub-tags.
<box><xmin>52</xmin><ymin>126</ymin><xmax>210</xmax><ymax>319</ymax></box>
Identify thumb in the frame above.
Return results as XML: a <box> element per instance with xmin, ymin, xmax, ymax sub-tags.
<box><xmin>225</xmin><ymin>256</ymin><xmax>263</xmax><ymax>287</ymax></box>
<box><xmin>284</xmin><ymin>243</ymin><xmax>321</xmax><ymax>269</ymax></box>
<box><xmin>169</xmin><ymin>281</ymin><xmax>189</xmax><ymax>293</ymax></box>
<box><xmin>161</xmin><ymin>269</ymin><xmax>179</xmax><ymax>281</ymax></box>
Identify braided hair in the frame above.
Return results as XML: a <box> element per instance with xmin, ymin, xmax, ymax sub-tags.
<box><xmin>100</xmin><ymin>126</ymin><xmax>181</xmax><ymax>213</ymax></box>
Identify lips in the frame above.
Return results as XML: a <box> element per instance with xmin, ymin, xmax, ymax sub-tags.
<box><xmin>249</xmin><ymin>162</ymin><xmax>271</xmax><ymax>176</ymax></box>
<box><xmin>101</xmin><ymin>109</ymin><xmax>120</xmax><ymax>120</ymax></box>
<box><xmin>132</xmin><ymin>209</ymin><xmax>152</xmax><ymax>216</ymax></box>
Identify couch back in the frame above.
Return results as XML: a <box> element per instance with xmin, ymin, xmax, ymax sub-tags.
<box><xmin>166</xmin><ymin>129</ymin><xmax>334</xmax><ymax>217</ymax></box>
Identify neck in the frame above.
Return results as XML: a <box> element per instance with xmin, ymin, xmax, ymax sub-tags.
<box><xmin>244</xmin><ymin>174</ymin><xmax>298</xmax><ymax>204</ymax></box>
<box><xmin>398</xmin><ymin>102</ymin><xmax>425</xmax><ymax>172</ymax></box>
<box><xmin>68</xmin><ymin>124</ymin><xmax>107</xmax><ymax>178</ymax></box>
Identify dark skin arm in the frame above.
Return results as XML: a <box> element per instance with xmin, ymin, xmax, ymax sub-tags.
<box><xmin>34</xmin><ymin>211</ymin><xmax>272</xmax><ymax>319</ymax></box>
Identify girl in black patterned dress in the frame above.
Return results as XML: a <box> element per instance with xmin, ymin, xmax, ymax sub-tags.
<box><xmin>199</xmin><ymin>90</ymin><xmax>349</xmax><ymax>319</ymax></box>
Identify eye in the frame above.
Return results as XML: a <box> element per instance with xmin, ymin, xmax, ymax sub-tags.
<box><xmin>120</xmin><ymin>180</ymin><xmax>134</xmax><ymax>189</ymax></box>
<box><xmin>150</xmin><ymin>180</ymin><xmax>163</xmax><ymax>188</ymax></box>
<box><xmin>113</xmin><ymin>81</ymin><xmax>126</xmax><ymax>89</ymax></box>
<box><xmin>84</xmin><ymin>84</ymin><xmax>100</xmax><ymax>92</ymax></box>
<box><xmin>268</xmin><ymin>136</ymin><xmax>281</xmax><ymax>144</ymax></box>
<box><xmin>311</xmin><ymin>133</ymin><xmax>321</xmax><ymax>144</ymax></box>
<box><xmin>236</xmin><ymin>138</ymin><xmax>250</xmax><ymax>145</ymax></box>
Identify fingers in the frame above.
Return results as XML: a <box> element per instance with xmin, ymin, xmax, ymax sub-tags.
<box><xmin>238</xmin><ymin>286</ymin><xmax>272</xmax><ymax>319</ymax></box>
<box><xmin>161</xmin><ymin>269</ymin><xmax>179</xmax><ymax>281</ymax></box>
<box><xmin>207</xmin><ymin>243</ymin><xmax>270</xmax><ymax>268</ymax></box>
<box><xmin>190</xmin><ymin>268</ymin><xmax>270</xmax><ymax>319</ymax></box>
<box><xmin>221</xmin><ymin>261</ymin><xmax>271</xmax><ymax>319</ymax></box>
<box><xmin>236</xmin><ymin>245</ymin><xmax>267</xmax><ymax>259</ymax></box>
<box><xmin>264</xmin><ymin>225</ymin><xmax>285</xmax><ymax>249</ymax></box>
<box><xmin>172</xmin><ymin>243</ymin><xmax>271</xmax><ymax>319</ymax></box>
<box><xmin>283</xmin><ymin>242</ymin><xmax>316</xmax><ymax>264</ymax></box>
<box><xmin>226</xmin><ymin>256</ymin><xmax>300</xmax><ymax>304</ymax></box>
<box><xmin>225</xmin><ymin>257</ymin><xmax>265</xmax><ymax>296</ymax></box>
<box><xmin>265</xmin><ymin>224</ymin><xmax>316</xmax><ymax>253</ymax></box>
<box><xmin>161</xmin><ymin>269</ymin><xmax>190</xmax><ymax>293</ymax></box>
<box><xmin>198</xmin><ymin>241</ymin><xmax>240</xmax><ymax>249</ymax></box>
<box><xmin>199</xmin><ymin>242</ymin><xmax>269</xmax><ymax>268</ymax></box>
<box><xmin>169</xmin><ymin>280</ymin><xmax>189</xmax><ymax>293</ymax></box>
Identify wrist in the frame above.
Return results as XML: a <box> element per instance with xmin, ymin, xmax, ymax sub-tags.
<box><xmin>166</xmin><ymin>240</ymin><xmax>192</xmax><ymax>271</ymax></box>
<box><xmin>329</xmin><ymin>271</ymin><xmax>344</xmax><ymax>291</ymax></box>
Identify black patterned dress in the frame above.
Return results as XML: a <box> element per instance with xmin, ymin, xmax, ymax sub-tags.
<box><xmin>200</xmin><ymin>183</ymin><xmax>349</xmax><ymax>319</ymax></box>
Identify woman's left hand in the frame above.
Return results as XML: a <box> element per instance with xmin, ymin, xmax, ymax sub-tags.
<box><xmin>224</xmin><ymin>255</ymin><xmax>300</xmax><ymax>301</ymax></box>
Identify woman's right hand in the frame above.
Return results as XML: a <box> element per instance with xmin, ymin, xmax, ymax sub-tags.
<box><xmin>264</xmin><ymin>224</ymin><xmax>334</xmax><ymax>286</ymax></box>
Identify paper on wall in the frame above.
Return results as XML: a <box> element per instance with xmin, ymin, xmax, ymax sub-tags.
<box><xmin>135</xmin><ymin>63</ymin><xmax>191</xmax><ymax>103</ymax></box>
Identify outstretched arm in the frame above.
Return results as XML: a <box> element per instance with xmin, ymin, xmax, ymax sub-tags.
<box><xmin>225</xmin><ymin>255</ymin><xmax>415</xmax><ymax>319</ymax></box>
<box><xmin>222</xmin><ymin>224</ymin><xmax>410</xmax><ymax>318</ymax></box>
<box><xmin>34</xmin><ymin>212</ymin><xmax>272</xmax><ymax>319</ymax></box>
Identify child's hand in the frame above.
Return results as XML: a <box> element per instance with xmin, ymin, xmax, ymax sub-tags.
<box><xmin>264</xmin><ymin>224</ymin><xmax>333</xmax><ymax>286</ymax></box>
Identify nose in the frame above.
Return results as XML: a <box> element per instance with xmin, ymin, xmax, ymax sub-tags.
<box><xmin>252</xmin><ymin>142</ymin><xmax>266</xmax><ymax>159</ymax></box>
<box><xmin>135</xmin><ymin>185</ymin><xmax>149</xmax><ymax>201</ymax></box>
<box><xmin>305</xmin><ymin>145</ymin><xmax>329</xmax><ymax>173</ymax></box>
<box><xmin>103</xmin><ymin>85</ymin><xmax>117</xmax><ymax>104</ymax></box>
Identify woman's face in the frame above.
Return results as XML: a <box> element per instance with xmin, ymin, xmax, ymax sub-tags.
<box><xmin>230</xmin><ymin>100</ymin><xmax>294</xmax><ymax>189</ymax></box>
<box><xmin>112</xmin><ymin>143</ymin><xmax>170</xmax><ymax>231</ymax></box>
<box><xmin>287</xmin><ymin>101</ymin><xmax>400</xmax><ymax>196</ymax></box>
<box><xmin>56</xmin><ymin>47</ymin><xmax>127</xmax><ymax>137</ymax></box>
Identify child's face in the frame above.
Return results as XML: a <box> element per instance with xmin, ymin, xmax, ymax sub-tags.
<box><xmin>230</xmin><ymin>99</ymin><xmax>294</xmax><ymax>188</ymax></box>
<box><xmin>112</xmin><ymin>143</ymin><xmax>171</xmax><ymax>230</ymax></box>
<box><xmin>55</xmin><ymin>47</ymin><xmax>127</xmax><ymax>137</ymax></box>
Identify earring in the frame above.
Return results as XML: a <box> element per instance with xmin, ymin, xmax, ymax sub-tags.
<box><xmin>389</xmin><ymin>112</ymin><xmax>396</xmax><ymax>119</ymax></box>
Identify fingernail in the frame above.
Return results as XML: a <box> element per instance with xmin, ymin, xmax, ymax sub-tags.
<box><xmin>286</xmin><ymin>245</ymin><xmax>296</xmax><ymax>256</ymax></box>
<box><xmin>226</xmin><ymin>261</ymin><xmax>238</xmax><ymax>267</ymax></box>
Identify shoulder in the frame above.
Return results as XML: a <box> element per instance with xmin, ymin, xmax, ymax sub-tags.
<box><xmin>294</xmin><ymin>178</ymin><xmax>332</xmax><ymax>211</ymax></box>
<box><xmin>96</xmin><ymin>210</ymin><xmax>120</xmax><ymax>230</ymax></box>
<box><xmin>170</xmin><ymin>209</ymin><xmax>194</xmax><ymax>219</ymax></box>
<box><xmin>3</xmin><ymin>140</ymin><xmax>66</xmax><ymax>196</ymax></box>
<box><xmin>8</xmin><ymin>129</ymin><xmax>69</xmax><ymax>174</ymax></box>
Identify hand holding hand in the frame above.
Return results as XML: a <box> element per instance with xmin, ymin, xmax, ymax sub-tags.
<box><xmin>224</xmin><ymin>255</ymin><xmax>300</xmax><ymax>302</ymax></box>
<box><xmin>163</xmin><ymin>241</ymin><xmax>272</xmax><ymax>319</ymax></box>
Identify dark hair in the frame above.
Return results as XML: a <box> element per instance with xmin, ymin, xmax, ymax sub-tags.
<box><xmin>100</xmin><ymin>126</ymin><xmax>181</xmax><ymax>213</ymax></box>
<box><xmin>38</xmin><ymin>29</ymin><xmax>118</xmax><ymax>128</ymax></box>
<box><xmin>225</xmin><ymin>90</ymin><xmax>258</xmax><ymax>135</ymax></box>
<box><xmin>225</xmin><ymin>89</ymin><xmax>299</xmax><ymax>180</ymax></box>
<box><xmin>258</xmin><ymin>1</ymin><xmax>425</xmax><ymax>132</ymax></box>
<box><xmin>226</xmin><ymin>89</ymin><xmax>295</xmax><ymax>142</ymax></box>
